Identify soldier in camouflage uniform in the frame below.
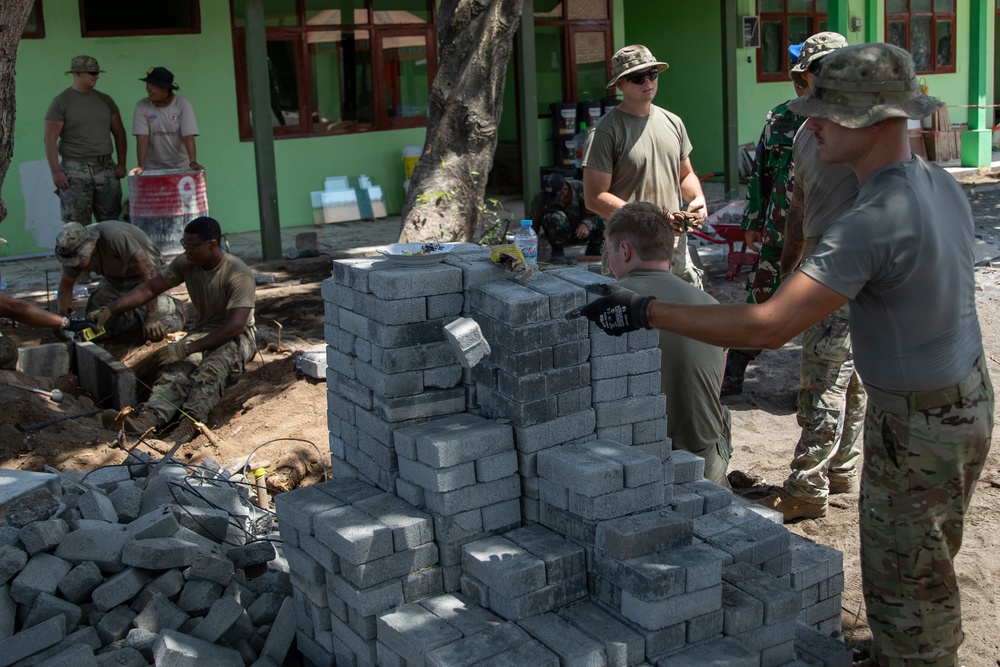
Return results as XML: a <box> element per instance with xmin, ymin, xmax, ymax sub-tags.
<box><xmin>721</xmin><ymin>40</ymin><xmax>817</xmax><ymax>395</ymax></box>
<box><xmin>529</xmin><ymin>173</ymin><xmax>605</xmax><ymax>263</ymax></box>
<box><xmin>573</xmin><ymin>43</ymin><xmax>991</xmax><ymax>665</ymax></box>
<box><xmin>89</xmin><ymin>216</ymin><xmax>257</xmax><ymax>438</ymax></box>
<box><xmin>44</xmin><ymin>56</ymin><xmax>127</xmax><ymax>224</ymax></box>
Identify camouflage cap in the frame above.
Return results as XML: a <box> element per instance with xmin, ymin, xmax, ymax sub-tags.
<box><xmin>54</xmin><ymin>223</ymin><xmax>99</xmax><ymax>267</ymax></box>
<box><xmin>607</xmin><ymin>45</ymin><xmax>669</xmax><ymax>88</ymax></box>
<box><xmin>67</xmin><ymin>55</ymin><xmax>105</xmax><ymax>74</ymax></box>
<box><xmin>789</xmin><ymin>32</ymin><xmax>848</xmax><ymax>87</ymax></box>
<box><xmin>788</xmin><ymin>43</ymin><xmax>943</xmax><ymax>129</ymax></box>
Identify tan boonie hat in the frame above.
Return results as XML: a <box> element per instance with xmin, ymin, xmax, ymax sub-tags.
<box><xmin>607</xmin><ymin>45</ymin><xmax>669</xmax><ymax>88</ymax></box>
<box><xmin>55</xmin><ymin>223</ymin><xmax>99</xmax><ymax>267</ymax></box>
<box><xmin>789</xmin><ymin>32</ymin><xmax>848</xmax><ymax>88</ymax></box>
<box><xmin>67</xmin><ymin>55</ymin><xmax>104</xmax><ymax>74</ymax></box>
<box><xmin>788</xmin><ymin>43</ymin><xmax>943</xmax><ymax>129</ymax></box>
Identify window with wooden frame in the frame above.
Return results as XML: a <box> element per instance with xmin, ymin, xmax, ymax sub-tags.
<box><xmin>230</xmin><ymin>0</ymin><xmax>436</xmax><ymax>141</ymax></box>
<box><xmin>885</xmin><ymin>0</ymin><xmax>955</xmax><ymax>74</ymax></box>
<box><xmin>533</xmin><ymin>0</ymin><xmax>613</xmax><ymax>115</ymax></box>
<box><xmin>79</xmin><ymin>0</ymin><xmax>200</xmax><ymax>37</ymax></box>
<box><xmin>22</xmin><ymin>1</ymin><xmax>44</xmax><ymax>39</ymax></box>
<box><xmin>756</xmin><ymin>0</ymin><xmax>828</xmax><ymax>83</ymax></box>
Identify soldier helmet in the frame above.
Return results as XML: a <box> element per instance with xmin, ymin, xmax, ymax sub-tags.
<box><xmin>788</xmin><ymin>43</ymin><xmax>942</xmax><ymax>129</ymax></box>
<box><xmin>607</xmin><ymin>45</ymin><xmax>668</xmax><ymax>88</ymax></box>
<box><xmin>789</xmin><ymin>32</ymin><xmax>848</xmax><ymax>88</ymax></box>
<box><xmin>67</xmin><ymin>55</ymin><xmax>104</xmax><ymax>74</ymax></box>
<box><xmin>55</xmin><ymin>223</ymin><xmax>100</xmax><ymax>267</ymax></box>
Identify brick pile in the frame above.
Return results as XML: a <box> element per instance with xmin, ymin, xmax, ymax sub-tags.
<box><xmin>0</xmin><ymin>453</ymin><xmax>294</xmax><ymax>666</ymax></box>
<box><xmin>286</xmin><ymin>253</ymin><xmax>853</xmax><ymax>665</ymax></box>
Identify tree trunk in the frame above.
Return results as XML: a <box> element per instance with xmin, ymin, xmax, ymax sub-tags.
<box><xmin>398</xmin><ymin>0</ymin><xmax>524</xmax><ymax>243</ymax></box>
<box><xmin>0</xmin><ymin>0</ymin><xmax>33</xmax><ymax>224</ymax></box>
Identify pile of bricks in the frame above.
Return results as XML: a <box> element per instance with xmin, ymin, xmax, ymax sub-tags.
<box><xmin>283</xmin><ymin>250</ymin><xmax>853</xmax><ymax>666</ymax></box>
<box><xmin>0</xmin><ymin>453</ymin><xmax>294</xmax><ymax>666</ymax></box>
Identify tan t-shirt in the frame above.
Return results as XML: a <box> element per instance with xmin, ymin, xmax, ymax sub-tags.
<box><xmin>65</xmin><ymin>220</ymin><xmax>162</xmax><ymax>282</ymax></box>
<box><xmin>45</xmin><ymin>88</ymin><xmax>120</xmax><ymax>159</ymax></box>
<box><xmin>161</xmin><ymin>252</ymin><xmax>256</xmax><ymax>331</ymax></box>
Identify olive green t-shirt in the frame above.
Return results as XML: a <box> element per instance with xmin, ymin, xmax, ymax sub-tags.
<box><xmin>65</xmin><ymin>220</ymin><xmax>161</xmax><ymax>281</ymax></box>
<box><xmin>45</xmin><ymin>88</ymin><xmax>120</xmax><ymax>159</ymax></box>
<box><xmin>161</xmin><ymin>252</ymin><xmax>256</xmax><ymax>331</ymax></box>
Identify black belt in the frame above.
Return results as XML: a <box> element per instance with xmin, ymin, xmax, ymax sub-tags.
<box><xmin>864</xmin><ymin>355</ymin><xmax>987</xmax><ymax>414</ymax></box>
<box><xmin>63</xmin><ymin>155</ymin><xmax>112</xmax><ymax>164</ymax></box>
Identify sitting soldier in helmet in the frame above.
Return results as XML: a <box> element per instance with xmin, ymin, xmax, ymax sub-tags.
<box><xmin>528</xmin><ymin>172</ymin><xmax>605</xmax><ymax>264</ymax></box>
<box><xmin>55</xmin><ymin>220</ymin><xmax>184</xmax><ymax>340</ymax></box>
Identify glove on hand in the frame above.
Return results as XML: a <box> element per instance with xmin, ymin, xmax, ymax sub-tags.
<box><xmin>61</xmin><ymin>317</ymin><xmax>97</xmax><ymax>333</ymax></box>
<box><xmin>87</xmin><ymin>306</ymin><xmax>113</xmax><ymax>328</ymax></box>
<box><xmin>157</xmin><ymin>341</ymin><xmax>190</xmax><ymax>366</ymax></box>
<box><xmin>143</xmin><ymin>312</ymin><xmax>167</xmax><ymax>342</ymax></box>
<box><xmin>565</xmin><ymin>283</ymin><xmax>654</xmax><ymax>337</ymax></box>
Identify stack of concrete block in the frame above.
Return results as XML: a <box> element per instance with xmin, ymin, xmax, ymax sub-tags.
<box><xmin>275</xmin><ymin>477</ymin><xmax>444</xmax><ymax>667</ymax></box>
<box><xmin>323</xmin><ymin>259</ymin><xmax>470</xmax><ymax>492</ymax></box>
<box><xmin>393</xmin><ymin>413</ymin><xmax>521</xmax><ymax>592</ymax></box>
<box><xmin>537</xmin><ymin>440</ymin><xmax>664</xmax><ymax>552</ymax></box>
<box><xmin>789</xmin><ymin>532</ymin><xmax>845</xmax><ymax>635</ymax></box>
<box><xmin>0</xmin><ymin>453</ymin><xmax>294</xmax><ymax>667</ymax></box>
<box><xmin>693</xmin><ymin>499</ymin><xmax>793</xmax><ymax>578</ymax></box>
<box><xmin>459</xmin><ymin>523</ymin><xmax>587</xmax><ymax>620</ymax></box>
<box><xmin>720</xmin><ymin>562</ymin><xmax>801</xmax><ymax>665</ymax></box>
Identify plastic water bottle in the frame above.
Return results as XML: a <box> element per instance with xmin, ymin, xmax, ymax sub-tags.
<box><xmin>514</xmin><ymin>219</ymin><xmax>538</xmax><ymax>270</ymax></box>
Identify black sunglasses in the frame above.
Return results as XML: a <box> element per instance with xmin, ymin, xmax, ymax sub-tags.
<box><xmin>86</xmin><ymin>71</ymin><xmax>100</xmax><ymax>76</ymax></box>
<box><xmin>625</xmin><ymin>68</ymin><xmax>659</xmax><ymax>85</ymax></box>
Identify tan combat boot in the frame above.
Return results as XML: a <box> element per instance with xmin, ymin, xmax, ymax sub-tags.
<box><xmin>753</xmin><ymin>489</ymin><xmax>827</xmax><ymax>522</ymax></box>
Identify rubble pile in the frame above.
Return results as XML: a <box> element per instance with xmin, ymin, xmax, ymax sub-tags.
<box><xmin>0</xmin><ymin>452</ymin><xmax>295</xmax><ymax>667</ymax></box>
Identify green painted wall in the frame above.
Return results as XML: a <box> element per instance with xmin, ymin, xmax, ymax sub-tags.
<box><xmin>8</xmin><ymin>0</ymin><xmax>424</xmax><ymax>257</ymax></box>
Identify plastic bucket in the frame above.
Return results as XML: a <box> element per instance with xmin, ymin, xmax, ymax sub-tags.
<box><xmin>577</xmin><ymin>100</ymin><xmax>602</xmax><ymax>129</ymax></box>
<box><xmin>402</xmin><ymin>145</ymin><xmax>422</xmax><ymax>179</ymax></box>
<box><xmin>553</xmin><ymin>136</ymin><xmax>576</xmax><ymax>167</ymax></box>
<box><xmin>550</xmin><ymin>102</ymin><xmax>577</xmax><ymax>135</ymax></box>
<box><xmin>128</xmin><ymin>169</ymin><xmax>208</xmax><ymax>255</ymax></box>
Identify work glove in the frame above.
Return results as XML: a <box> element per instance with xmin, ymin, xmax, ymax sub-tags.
<box><xmin>143</xmin><ymin>312</ymin><xmax>167</xmax><ymax>342</ymax></box>
<box><xmin>565</xmin><ymin>284</ymin><xmax>655</xmax><ymax>337</ymax></box>
<box><xmin>60</xmin><ymin>317</ymin><xmax>96</xmax><ymax>333</ymax></box>
<box><xmin>87</xmin><ymin>306</ymin><xmax>113</xmax><ymax>328</ymax></box>
<box><xmin>157</xmin><ymin>341</ymin><xmax>190</xmax><ymax>366</ymax></box>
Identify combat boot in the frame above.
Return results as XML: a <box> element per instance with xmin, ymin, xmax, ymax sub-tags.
<box><xmin>721</xmin><ymin>349</ymin><xmax>755</xmax><ymax>396</ymax></box>
<box><xmin>124</xmin><ymin>408</ymin><xmax>159</xmax><ymax>436</ymax></box>
<box><xmin>753</xmin><ymin>489</ymin><xmax>827</xmax><ymax>522</ymax></box>
<box><xmin>829</xmin><ymin>476</ymin><xmax>860</xmax><ymax>494</ymax></box>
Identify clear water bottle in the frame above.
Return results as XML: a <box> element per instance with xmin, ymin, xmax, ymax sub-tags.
<box><xmin>514</xmin><ymin>219</ymin><xmax>538</xmax><ymax>270</ymax></box>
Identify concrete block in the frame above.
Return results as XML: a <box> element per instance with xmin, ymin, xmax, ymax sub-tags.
<box><xmin>577</xmin><ymin>440</ymin><xmax>662</xmax><ymax>488</ymax></box>
<box><xmin>122</xmin><ymin>538</ymin><xmax>199</xmax><ymax>570</ymax></box>
<box><xmin>353</xmin><ymin>492</ymin><xmax>434</xmax><ymax>551</ymax></box>
<box><xmin>134</xmin><ymin>592</ymin><xmax>189</xmax><ymax>634</ymax></box>
<box><xmin>185</xmin><ymin>553</ymin><xmax>234</xmax><ymax>587</ymax></box>
<box><xmin>177</xmin><ymin>579</ymin><xmax>224</xmax><ymax>616</ymax></box>
<box><xmin>54</xmin><ymin>561</ymin><xmax>102</xmax><ymax>604</ymax></box>
<box><xmin>10</xmin><ymin>553</ymin><xmax>72</xmax><ymax>606</ymax></box>
<box><xmin>368</xmin><ymin>263</ymin><xmax>463</xmax><ymax>300</ymax></box>
<box><xmin>94</xmin><ymin>604</ymin><xmax>136</xmax><ymax>645</ymax></box>
<box><xmin>122</xmin><ymin>627</ymin><xmax>159</xmax><ymax>657</ymax></box>
<box><xmin>55</xmin><ymin>525</ymin><xmax>129</xmax><ymax>573</ymax></box>
<box><xmin>106</xmin><ymin>485</ymin><xmax>143</xmax><ymax>524</ymax></box>
<box><xmin>620</xmin><ymin>584</ymin><xmax>722</xmax><ymax>631</ymax></box>
<box><xmin>18</xmin><ymin>519</ymin><xmax>69</xmax><ymax>556</ymax></box>
<box><xmin>590</xmin><ymin>350</ymin><xmax>660</xmax><ymax>381</ymax></box>
<box><xmin>398</xmin><ymin>457</ymin><xmax>476</xmax><ymax>493</ymax></box>
<box><xmin>16</xmin><ymin>342</ymin><xmax>71</xmax><ymax>378</ymax></box>
<box><xmin>462</xmin><ymin>537</ymin><xmax>546</xmax><ymax>597</ymax></box>
<box><xmin>94</xmin><ymin>648</ymin><xmax>146</xmax><ymax>667</ymax></box>
<box><xmin>73</xmin><ymin>341</ymin><xmax>135</xmax><ymax>409</ymax></box>
<box><xmin>595</xmin><ymin>509</ymin><xmax>692</xmax><ymax>561</ymax></box>
<box><xmin>0</xmin><ymin>585</ymin><xmax>14</xmax><ymax>640</ymax></box>
<box><xmin>32</xmin><ymin>643</ymin><xmax>97</xmax><ymax>667</ymax></box>
<box><xmin>484</xmin><ymin>573</ymin><xmax>587</xmax><ymax>621</ymax></box>
<box><xmin>313</xmin><ymin>505</ymin><xmax>393</xmax><ymax>565</ymax></box>
<box><xmin>76</xmin><ymin>491</ymin><xmax>118</xmax><ymax>524</ymax></box>
<box><xmin>92</xmin><ymin>566</ymin><xmax>149</xmax><ymax>611</ymax></box>
<box><xmin>722</xmin><ymin>582</ymin><xmax>765</xmax><ymax>635</ymax></box>
<box><xmin>338</xmin><ymin>542</ymin><xmax>439</xmax><ymax>590</ymax></box>
<box><xmin>427</xmin><ymin>293</ymin><xmax>465</xmax><ymax>319</ymax></box>
<box><xmin>481</xmin><ymin>499</ymin><xmax>521</xmax><ymax>532</ymax></box>
<box><xmin>228</xmin><ymin>540</ymin><xmax>276</xmax><ymax>569</ymax></box>
<box><xmin>125</xmin><ymin>506</ymin><xmax>180</xmax><ymax>540</ymax></box>
<box><xmin>0</xmin><ymin>615</ymin><xmax>65</xmax><ymax>667</ymax></box>
<box><xmin>516</xmin><ymin>612</ymin><xmax>606</xmax><ymax>666</ymax></box>
<box><xmin>423</xmin><ymin>475</ymin><xmax>520</xmax><ymax>517</ymax></box>
<box><xmin>537</xmin><ymin>445</ymin><xmax>624</xmax><ymax>497</ymax></box>
<box><xmin>657</xmin><ymin>636</ymin><xmax>756</xmax><ymax>666</ymax></box>
<box><xmin>326</xmin><ymin>572</ymin><xmax>403</xmax><ymax>619</ymax></box>
<box><xmin>255</xmin><ymin>597</ymin><xmax>296</xmax><ymax>666</ymax></box>
<box><xmin>730</xmin><ymin>570</ymin><xmax>800</xmax><ymax>625</ymax></box>
<box><xmin>795</xmin><ymin>622</ymin><xmax>852</xmax><ymax>667</ymax></box>
<box><xmin>513</xmin><ymin>409</ymin><xmax>596</xmax><ymax>454</ymax></box>
<box><xmin>504</xmin><ymin>523</ymin><xmax>586</xmax><ymax>583</ymax></box>
<box><xmin>377</xmin><ymin>602</ymin><xmax>463</xmax><ymax>660</ymax></box>
<box><xmin>594</xmin><ymin>395</ymin><xmax>666</xmax><ymax>428</ymax></box>
<box><xmin>443</xmin><ymin>318</ymin><xmax>492</xmax><ymax>369</ymax></box>
<box><xmin>23</xmin><ymin>592</ymin><xmax>82</xmax><ymax>629</ymax></box>
<box><xmin>404</xmin><ymin>415</ymin><xmax>514</xmax><ymax>469</ymax></box>
<box><xmin>0</xmin><ymin>546</ymin><xmax>27</xmax><ymax>585</ymax></box>
<box><xmin>175</xmin><ymin>506</ymin><xmax>230</xmax><ymax>543</ymax></box>
<box><xmin>152</xmin><ymin>628</ymin><xmax>243</xmax><ymax>667</ymax></box>
<box><xmin>557</xmin><ymin>601</ymin><xmax>644</xmax><ymax>667</ymax></box>
<box><xmin>670</xmin><ymin>449</ymin><xmax>706</xmax><ymax>484</ymax></box>
<box><xmin>567</xmin><ymin>481</ymin><xmax>664</xmax><ymax>522</ymax></box>
<box><xmin>191</xmin><ymin>596</ymin><xmax>245</xmax><ymax>643</ymax></box>
<box><xmin>371</xmin><ymin>388</ymin><xmax>466</xmax><ymax>423</ymax></box>
<box><xmin>424</xmin><ymin>621</ymin><xmax>528</xmax><ymax>667</ymax></box>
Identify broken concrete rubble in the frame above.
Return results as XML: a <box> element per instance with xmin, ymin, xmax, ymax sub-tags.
<box><xmin>0</xmin><ymin>454</ymin><xmax>294</xmax><ymax>666</ymax></box>
<box><xmin>273</xmin><ymin>250</ymin><xmax>854</xmax><ymax>666</ymax></box>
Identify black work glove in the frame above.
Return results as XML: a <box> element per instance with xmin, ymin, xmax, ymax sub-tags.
<box><xmin>62</xmin><ymin>317</ymin><xmax>97</xmax><ymax>333</ymax></box>
<box><xmin>565</xmin><ymin>284</ymin><xmax>655</xmax><ymax>336</ymax></box>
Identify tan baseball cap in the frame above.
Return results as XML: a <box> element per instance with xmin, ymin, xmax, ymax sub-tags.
<box><xmin>607</xmin><ymin>45</ymin><xmax>669</xmax><ymax>88</ymax></box>
<box><xmin>55</xmin><ymin>223</ymin><xmax>99</xmax><ymax>267</ymax></box>
<box><xmin>788</xmin><ymin>43</ymin><xmax>943</xmax><ymax>129</ymax></box>
<box><xmin>67</xmin><ymin>55</ymin><xmax>105</xmax><ymax>74</ymax></box>
<box><xmin>789</xmin><ymin>32</ymin><xmax>848</xmax><ymax>87</ymax></box>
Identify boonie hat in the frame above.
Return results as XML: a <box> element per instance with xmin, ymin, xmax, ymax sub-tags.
<box><xmin>542</xmin><ymin>172</ymin><xmax>567</xmax><ymax>205</ymax></box>
<box><xmin>789</xmin><ymin>32</ymin><xmax>848</xmax><ymax>87</ymax></box>
<box><xmin>788</xmin><ymin>43</ymin><xmax>943</xmax><ymax>129</ymax></box>
<box><xmin>140</xmin><ymin>67</ymin><xmax>179</xmax><ymax>91</ymax></box>
<box><xmin>67</xmin><ymin>55</ymin><xmax>104</xmax><ymax>74</ymax></box>
<box><xmin>607</xmin><ymin>45</ymin><xmax>669</xmax><ymax>88</ymax></box>
<box><xmin>54</xmin><ymin>223</ymin><xmax>99</xmax><ymax>267</ymax></box>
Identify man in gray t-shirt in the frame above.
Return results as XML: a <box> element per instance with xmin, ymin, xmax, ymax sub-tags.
<box><xmin>573</xmin><ymin>43</ymin><xmax>991</xmax><ymax>665</ymax></box>
<box><xmin>44</xmin><ymin>56</ymin><xmax>127</xmax><ymax>224</ymax></box>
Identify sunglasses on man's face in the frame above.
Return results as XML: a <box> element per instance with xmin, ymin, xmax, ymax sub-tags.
<box><xmin>625</xmin><ymin>68</ymin><xmax>659</xmax><ymax>85</ymax></box>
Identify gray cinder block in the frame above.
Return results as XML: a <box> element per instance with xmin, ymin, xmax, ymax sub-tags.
<box><xmin>424</xmin><ymin>621</ymin><xmax>528</xmax><ymax>667</ymax></box>
<box><xmin>55</xmin><ymin>525</ymin><xmax>129</xmax><ymax>573</ymax></box>
<box><xmin>18</xmin><ymin>519</ymin><xmax>69</xmax><ymax>556</ymax></box>
<box><xmin>0</xmin><ymin>546</ymin><xmax>28</xmax><ymax>586</ymax></box>
<box><xmin>57</xmin><ymin>561</ymin><xmax>104</xmax><ymax>603</ymax></box>
<box><xmin>443</xmin><ymin>318</ymin><xmax>492</xmax><ymax>369</ymax></box>
<box><xmin>516</xmin><ymin>612</ymin><xmax>606</xmax><ymax>666</ymax></box>
<box><xmin>134</xmin><ymin>593</ymin><xmax>189</xmax><ymax>634</ymax></box>
<box><xmin>558</xmin><ymin>600</ymin><xmax>645</xmax><ymax>667</ymax></box>
<box><xmin>10</xmin><ymin>553</ymin><xmax>73</xmax><ymax>606</ymax></box>
<box><xmin>595</xmin><ymin>509</ymin><xmax>693</xmax><ymax>561</ymax></box>
<box><xmin>462</xmin><ymin>537</ymin><xmax>546</xmax><ymax>597</ymax></box>
<box><xmin>152</xmin><ymin>628</ymin><xmax>244</xmax><ymax>667</ymax></box>
<box><xmin>92</xmin><ymin>567</ymin><xmax>149</xmax><ymax>611</ymax></box>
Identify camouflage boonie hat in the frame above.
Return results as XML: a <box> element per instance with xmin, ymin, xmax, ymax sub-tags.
<box><xmin>789</xmin><ymin>32</ymin><xmax>848</xmax><ymax>87</ymax></box>
<box><xmin>788</xmin><ymin>43</ymin><xmax>943</xmax><ymax>129</ymax></box>
<box><xmin>67</xmin><ymin>55</ymin><xmax>104</xmax><ymax>74</ymax></box>
<box><xmin>55</xmin><ymin>223</ymin><xmax>99</xmax><ymax>267</ymax></box>
<box><xmin>607</xmin><ymin>45</ymin><xmax>669</xmax><ymax>88</ymax></box>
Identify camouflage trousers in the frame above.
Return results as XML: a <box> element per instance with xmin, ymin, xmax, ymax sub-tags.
<box><xmin>784</xmin><ymin>305</ymin><xmax>865</xmax><ymax>502</ymax></box>
<box><xmin>735</xmin><ymin>248</ymin><xmax>782</xmax><ymax>360</ymax></box>
<box><xmin>860</xmin><ymin>355</ymin><xmax>993</xmax><ymax>666</ymax></box>
<box><xmin>87</xmin><ymin>279</ymin><xmax>185</xmax><ymax>339</ymax></box>
<box><xmin>59</xmin><ymin>159</ymin><xmax>122</xmax><ymax>223</ymax></box>
<box><xmin>143</xmin><ymin>327</ymin><xmax>257</xmax><ymax>426</ymax></box>
<box><xmin>537</xmin><ymin>211</ymin><xmax>605</xmax><ymax>254</ymax></box>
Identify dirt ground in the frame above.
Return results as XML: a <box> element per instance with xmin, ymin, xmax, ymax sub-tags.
<box><xmin>3</xmin><ymin>175</ymin><xmax>1000</xmax><ymax>664</ymax></box>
